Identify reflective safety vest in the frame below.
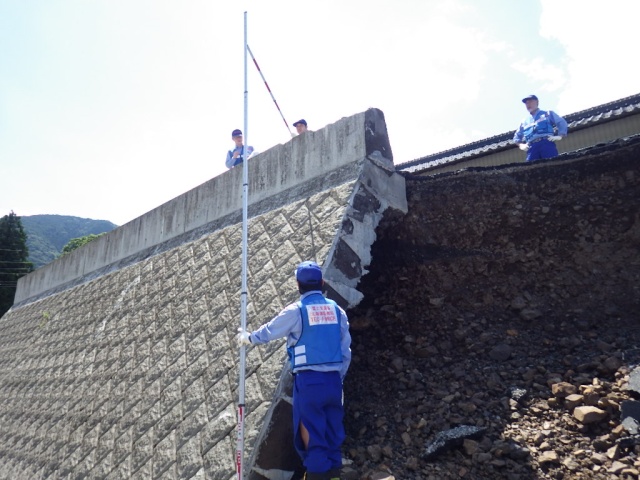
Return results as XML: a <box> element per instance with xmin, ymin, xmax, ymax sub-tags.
<box><xmin>522</xmin><ymin>109</ymin><xmax>556</xmax><ymax>142</ymax></box>
<box><xmin>288</xmin><ymin>293</ymin><xmax>342</xmax><ymax>371</ymax></box>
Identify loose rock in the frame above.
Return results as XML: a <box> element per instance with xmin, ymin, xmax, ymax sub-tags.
<box><xmin>573</xmin><ymin>406</ymin><xmax>608</xmax><ymax>424</ymax></box>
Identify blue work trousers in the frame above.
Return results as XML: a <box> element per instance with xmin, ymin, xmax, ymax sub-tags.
<box><xmin>527</xmin><ymin>138</ymin><xmax>559</xmax><ymax>162</ymax></box>
<box><xmin>293</xmin><ymin>370</ymin><xmax>344</xmax><ymax>474</ymax></box>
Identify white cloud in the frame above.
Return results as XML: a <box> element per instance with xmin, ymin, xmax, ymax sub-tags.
<box><xmin>511</xmin><ymin>57</ymin><xmax>567</xmax><ymax>92</ymax></box>
<box><xmin>540</xmin><ymin>0</ymin><xmax>640</xmax><ymax>113</ymax></box>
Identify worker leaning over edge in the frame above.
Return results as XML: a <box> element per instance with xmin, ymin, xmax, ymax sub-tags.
<box><xmin>237</xmin><ymin>261</ymin><xmax>351</xmax><ymax>480</ymax></box>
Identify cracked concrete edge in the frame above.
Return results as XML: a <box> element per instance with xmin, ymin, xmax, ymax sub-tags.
<box><xmin>323</xmin><ymin>155</ymin><xmax>408</xmax><ymax>309</ymax></box>
<box><xmin>246</xmin><ymin>359</ymin><xmax>295</xmax><ymax>478</ymax></box>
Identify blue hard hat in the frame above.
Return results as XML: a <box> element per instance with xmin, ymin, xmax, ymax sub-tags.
<box><xmin>522</xmin><ymin>94</ymin><xmax>538</xmax><ymax>103</ymax></box>
<box><xmin>295</xmin><ymin>261</ymin><xmax>322</xmax><ymax>284</ymax></box>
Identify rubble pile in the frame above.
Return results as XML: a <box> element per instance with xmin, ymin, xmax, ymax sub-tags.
<box><xmin>343</xmin><ymin>144</ymin><xmax>640</xmax><ymax>479</ymax></box>
<box><xmin>344</xmin><ymin>301</ymin><xmax>640</xmax><ymax>479</ymax></box>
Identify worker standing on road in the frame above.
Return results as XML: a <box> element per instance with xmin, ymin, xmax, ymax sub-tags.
<box><xmin>513</xmin><ymin>94</ymin><xmax>568</xmax><ymax>162</ymax></box>
<box><xmin>237</xmin><ymin>261</ymin><xmax>351</xmax><ymax>480</ymax></box>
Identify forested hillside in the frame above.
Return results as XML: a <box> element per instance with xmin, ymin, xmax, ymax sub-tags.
<box><xmin>21</xmin><ymin>215</ymin><xmax>117</xmax><ymax>268</ymax></box>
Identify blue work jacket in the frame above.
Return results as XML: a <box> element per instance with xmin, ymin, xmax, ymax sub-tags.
<box><xmin>513</xmin><ymin>109</ymin><xmax>568</xmax><ymax>144</ymax></box>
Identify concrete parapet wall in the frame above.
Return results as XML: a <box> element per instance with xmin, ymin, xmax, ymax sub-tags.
<box><xmin>14</xmin><ymin>109</ymin><xmax>393</xmax><ymax>306</ymax></box>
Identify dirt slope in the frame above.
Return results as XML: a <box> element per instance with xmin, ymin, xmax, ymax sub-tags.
<box><xmin>343</xmin><ymin>139</ymin><xmax>640</xmax><ymax>480</ymax></box>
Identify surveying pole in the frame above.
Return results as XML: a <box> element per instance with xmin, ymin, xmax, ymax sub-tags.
<box><xmin>236</xmin><ymin>11</ymin><xmax>249</xmax><ymax>480</ymax></box>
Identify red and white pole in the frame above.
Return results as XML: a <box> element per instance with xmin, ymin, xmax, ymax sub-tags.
<box><xmin>246</xmin><ymin>44</ymin><xmax>293</xmax><ymax>137</ymax></box>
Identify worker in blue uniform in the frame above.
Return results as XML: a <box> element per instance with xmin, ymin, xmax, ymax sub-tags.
<box><xmin>226</xmin><ymin>129</ymin><xmax>255</xmax><ymax>169</ymax></box>
<box><xmin>513</xmin><ymin>94</ymin><xmax>568</xmax><ymax>162</ymax></box>
<box><xmin>237</xmin><ymin>261</ymin><xmax>351</xmax><ymax>480</ymax></box>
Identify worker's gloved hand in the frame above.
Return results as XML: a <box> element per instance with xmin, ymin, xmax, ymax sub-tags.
<box><xmin>291</xmin><ymin>132</ymin><xmax>296</xmax><ymax>138</ymax></box>
<box><xmin>236</xmin><ymin>328</ymin><xmax>252</xmax><ymax>346</ymax></box>
<box><xmin>548</xmin><ymin>136</ymin><xmax>563</xmax><ymax>142</ymax></box>
<box><xmin>518</xmin><ymin>143</ymin><xmax>529</xmax><ymax>151</ymax></box>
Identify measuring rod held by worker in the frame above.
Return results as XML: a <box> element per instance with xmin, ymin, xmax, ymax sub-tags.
<box><xmin>236</xmin><ymin>12</ymin><xmax>249</xmax><ymax>480</ymax></box>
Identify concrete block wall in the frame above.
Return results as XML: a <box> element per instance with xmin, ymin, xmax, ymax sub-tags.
<box><xmin>0</xmin><ymin>109</ymin><xmax>407</xmax><ymax>479</ymax></box>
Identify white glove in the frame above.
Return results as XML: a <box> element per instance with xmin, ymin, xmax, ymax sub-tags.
<box><xmin>291</xmin><ymin>132</ymin><xmax>296</xmax><ymax>138</ymax></box>
<box><xmin>548</xmin><ymin>136</ymin><xmax>563</xmax><ymax>142</ymax></box>
<box><xmin>518</xmin><ymin>143</ymin><xmax>529</xmax><ymax>151</ymax></box>
<box><xmin>236</xmin><ymin>328</ymin><xmax>251</xmax><ymax>346</ymax></box>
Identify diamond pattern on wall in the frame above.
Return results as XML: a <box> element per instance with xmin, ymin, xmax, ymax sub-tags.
<box><xmin>0</xmin><ymin>180</ymin><xmax>357</xmax><ymax>478</ymax></box>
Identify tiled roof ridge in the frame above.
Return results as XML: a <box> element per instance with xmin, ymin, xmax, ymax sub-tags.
<box><xmin>398</xmin><ymin>132</ymin><xmax>640</xmax><ymax>182</ymax></box>
<box><xmin>564</xmin><ymin>92</ymin><xmax>640</xmax><ymax>122</ymax></box>
<box><xmin>397</xmin><ymin>92</ymin><xmax>640</xmax><ymax>170</ymax></box>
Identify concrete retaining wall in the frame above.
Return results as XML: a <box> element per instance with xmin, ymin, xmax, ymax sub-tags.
<box><xmin>0</xmin><ymin>109</ymin><xmax>407</xmax><ymax>479</ymax></box>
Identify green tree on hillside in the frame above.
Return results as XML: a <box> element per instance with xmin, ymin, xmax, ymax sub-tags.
<box><xmin>60</xmin><ymin>233</ymin><xmax>105</xmax><ymax>256</ymax></box>
<box><xmin>21</xmin><ymin>215</ymin><xmax>117</xmax><ymax>268</ymax></box>
<box><xmin>0</xmin><ymin>212</ymin><xmax>34</xmax><ymax>316</ymax></box>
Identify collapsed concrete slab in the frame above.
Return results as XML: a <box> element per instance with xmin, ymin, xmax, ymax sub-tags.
<box><xmin>0</xmin><ymin>109</ymin><xmax>406</xmax><ymax>478</ymax></box>
<box><xmin>422</xmin><ymin>426</ymin><xmax>487</xmax><ymax>461</ymax></box>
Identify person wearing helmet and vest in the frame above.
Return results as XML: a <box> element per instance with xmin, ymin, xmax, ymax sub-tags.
<box><xmin>237</xmin><ymin>261</ymin><xmax>351</xmax><ymax>480</ymax></box>
<box><xmin>513</xmin><ymin>94</ymin><xmax>568</xmax><ymax>162</ymax></box>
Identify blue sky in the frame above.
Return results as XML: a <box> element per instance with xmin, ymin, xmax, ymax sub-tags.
<box><xmin>1</xmin><ymin>0</ymin><xmax>638</xmax><ymax>226</ymax></box>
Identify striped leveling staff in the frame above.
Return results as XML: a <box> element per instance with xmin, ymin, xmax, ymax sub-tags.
<box><xmin>246</xmin><ymin>44</ymin><xmax>293</xmax><ymax>137</ymax></box>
